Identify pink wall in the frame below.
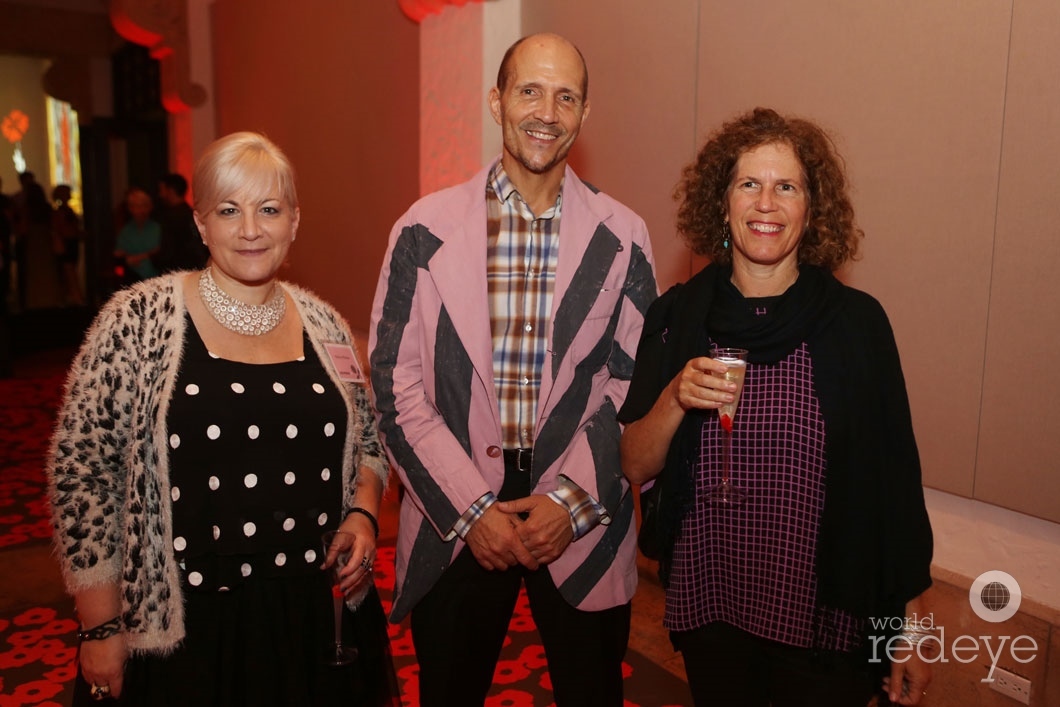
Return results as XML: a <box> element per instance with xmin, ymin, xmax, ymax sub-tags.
<box><xmin>210</xmin><ymin>0</ymin><xmax>420</xmax><ymax>331</ymax></box>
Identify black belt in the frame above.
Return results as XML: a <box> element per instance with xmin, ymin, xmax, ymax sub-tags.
<box><xmin>502</xmin><ymin>447</ymin><xmax>534</xmax><ymax>472</ymax></box>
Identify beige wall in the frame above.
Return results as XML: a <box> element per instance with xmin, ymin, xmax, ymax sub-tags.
<box><xmin>516</xmin><ymin>0</ymin><xmax>1060</xmax><ymax>642</ymax></box>
<box><xmin>522</xmin><ymin>0</ymin><xmax>701</xmax><ymax>293</ymax></box>
<box><xmin>519</xmin><ymin>2</ymin><xmax>1060</xmax><ymax>521</ymax></box>
<box><xmin>210</xmin><ymin>0</ymin><xmax>420</xmax><ymax>332</ymax></box>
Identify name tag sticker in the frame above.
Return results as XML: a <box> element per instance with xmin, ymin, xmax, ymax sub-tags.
<box><xmin>324</xmin><ymin>343</ymin><xmax>365</xmax><ymax>383</ymax></box>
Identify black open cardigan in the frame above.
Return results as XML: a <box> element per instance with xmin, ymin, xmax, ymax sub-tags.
<box><xmin>619</xmin><ymin>264</ymin><xmax>933</xmax><ymax>624</ymax></box>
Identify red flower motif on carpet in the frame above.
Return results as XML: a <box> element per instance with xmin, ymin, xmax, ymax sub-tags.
<box><xmin>8</xmin><ymin>679</ymin><xmax>63</xmax><ymax>704</ymax></box>
<box><xmin>485</xmin><ymin>688</ymin><xmax>534</xmax><ymax>707</ymax></box>
<box><xmin>492</xmin><ymin>656</ymin><xmax>532</xmax><ymax>684</ymax></box>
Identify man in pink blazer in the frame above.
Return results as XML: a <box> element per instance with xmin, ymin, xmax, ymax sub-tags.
<box><xmin>370</xmin><ymin>33</ymin><xmax>657</xmax><ymax>706</ymax></box>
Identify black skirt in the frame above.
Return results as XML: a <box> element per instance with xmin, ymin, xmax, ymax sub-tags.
<box><xmin>73</xmin><ymin>575</ymin><xmax>400</xmax><ymax>707</ymax></box>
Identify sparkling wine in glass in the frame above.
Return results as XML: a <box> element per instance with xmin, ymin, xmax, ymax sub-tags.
<box><xmin>704</xmin><ymin>347</ymin><xmax>748</xmax><ymax>505</ymax></box>
<box><xmin>321</xmin><ymin>530</ymin><xmax>359</xmax><ymax>666</ymax></box>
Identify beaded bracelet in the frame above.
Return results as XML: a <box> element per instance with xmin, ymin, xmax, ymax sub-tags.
<box><xmin>348</xmin><ymin>507</ymin><xmax>380</xmax><ymax>539</ymax></box>
<box><xmin>77</xmin><ymin>616</ymin><xmax>122</xmax><ymax>642</ymax></box>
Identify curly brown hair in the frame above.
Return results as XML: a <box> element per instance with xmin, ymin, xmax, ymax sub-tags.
<box><xmin>676</xmin><ymin>107</ymin><xmax>862</xmax><ymax>269</ymax></box>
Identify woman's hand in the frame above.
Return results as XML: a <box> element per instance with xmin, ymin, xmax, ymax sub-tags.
<box><xmin>621</xmin><ymin>356</ymin><xmax>738</xmax><ymax>484</ymax></box>
<box><xmin>669</xmin><ymin>356</ymin><xmax>736</xmax><ymax>412</ymax></box>
<box><xmin>80</xmin><ymin>634</ymin><xmax>128</xmax><ymax>699</ymax></box>
<box><xmin>883</xmin><ymin>649</ymin><xmax>932</xmax><ymax>705</ymax></box>
<box><xmin>324</xmin><ymin>513</ymin><xmax>377</xmax><ymax>597</ymax></box>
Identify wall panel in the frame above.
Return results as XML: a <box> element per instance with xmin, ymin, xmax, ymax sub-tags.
<box><xmin>210</xmin><ymin>0</ymin><xmax>420</xmax><ymax>330</ymax></box>
<box><xmin>694</xmin><ymin>1</ymin><xmax>1013</xmax><ymax>500</ymax></box>
<box><xmin>975</xmin><ymin>0</ymin><xmax>1060</xmax><ymax>521</ymax></box>
<box><xmin>520</xmin><ymin>0</ymin><xmax>701</xmax><ymax>292</ymax></box>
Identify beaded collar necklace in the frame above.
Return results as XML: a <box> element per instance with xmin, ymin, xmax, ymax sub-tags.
<box><xmin>198</xmin><ymin>267</ymin><xmax>286</xmax><ymax>336</ymax></box>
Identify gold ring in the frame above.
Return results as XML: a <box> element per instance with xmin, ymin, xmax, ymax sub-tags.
<box><xmin>90</xmin><ymin>683</ymin><xmax>111</xmax><ymax>700</ymax></box>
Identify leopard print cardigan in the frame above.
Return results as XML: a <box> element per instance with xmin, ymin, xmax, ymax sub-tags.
<box><xmin>47</xmin><ymin>273</ymin><xmax>388</xmax><ymax>654</ymax></box>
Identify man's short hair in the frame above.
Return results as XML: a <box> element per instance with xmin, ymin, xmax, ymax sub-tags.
<box><xmin>496</xmin><ymin>34</ymin><xmax>589</xmax><ymax>100</ymax></box>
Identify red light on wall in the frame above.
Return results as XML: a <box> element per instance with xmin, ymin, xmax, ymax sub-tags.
<box><xmin>2</xmin><ymin>110</ymin><xmax>29</xmax><ymax>144</ymax></box>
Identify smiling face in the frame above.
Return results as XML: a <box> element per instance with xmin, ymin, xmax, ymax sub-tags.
<box><xmin>725</xmin><ymin>141</ymin><xmax>809</xmax><ymax>280</ymax></box>
<box><xmin>488</xmin><ymin>34</ymin><xmax>590</xmax><ymax>185</ymax></box>
<box><xmin>194</xmin><ymin>183</ymin><xmax>299</xmax><ymax>291</ymax></box>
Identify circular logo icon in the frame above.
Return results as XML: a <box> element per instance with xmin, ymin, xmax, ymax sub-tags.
<box><xmin>969</xmin><ymin>570</ymin><xmax>1021</xmax><ymax>623</ymax></box>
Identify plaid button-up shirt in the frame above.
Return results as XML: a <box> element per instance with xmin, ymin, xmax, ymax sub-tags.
<box><xmin>449</xmin><ymin>163</ymin><xmax>607</xmax><ymax>542</ymax></box>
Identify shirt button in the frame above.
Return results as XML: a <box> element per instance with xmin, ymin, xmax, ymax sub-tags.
<box><xmin>521</xmin><ymin>376</ymin><xmax>530</xmax><ymax>386</ymax></box>
<box><xmin>486</xmin><ymin>446</ymin><xmax>502</xmax><ymax>458</ymax></box>
<box><xmin>524</xmin><ymin>323</ymin><xmax>532</xmax><ymax>332</ymax></box>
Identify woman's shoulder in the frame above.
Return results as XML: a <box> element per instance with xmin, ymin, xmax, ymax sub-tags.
<box><xmin>833</xmin><ymin>279</ymin><xmax>890</xmax><ymax>321</ymax></box>
<box><xmin>282</xmin><ymin>281</ymin><xmax>352</xmax><ymax>336</ymax></box>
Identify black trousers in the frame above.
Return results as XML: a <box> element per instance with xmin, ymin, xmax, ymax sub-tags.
<box><xmin>673</xmin><ymin>621</ymin><xmax>878</xmax><ymax>707</ymax></box>
<box><xmin>409</xmin><ymin>460</ymin><xmax>631</xmax><ymax>706</ymax></box>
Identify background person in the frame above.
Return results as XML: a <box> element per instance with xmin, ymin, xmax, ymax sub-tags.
<box><xmin>156</xmin><ymin>172</ymin><xmax>209</xmax><ymax>273</ymax></box>
<box><xmin>369</xmin><ymin>33</ymin><xmax>657</xmax><ymax>706</ymax></box>
<box><xmin>113</xmin><ymin>187</ymin><xmax>161</xmax><ymax>284</ymax></box>
<box><xmin>619</xmin><ymin>107</ymin><xmax>934</xmax><ymax>706</ymax></box>
<box><xmin>51</xmin><ymin>184</ymin><xmax>84</xmax><ymax>306</ymax></box>
<box><xmin>49</xmin><ymin>131</ymin><xmax>399</xmax><ymax>706</ymax></box>
<box><xmin>12</xmin><ymin>171</ymin><xmax>57</xmax><ymax>308</ymax></box>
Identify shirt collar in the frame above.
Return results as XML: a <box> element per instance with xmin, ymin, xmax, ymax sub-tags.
<box><xmin>488</xmin><ymin>160</ymin><xmax>564</xmax><ymax>218</ymax></box>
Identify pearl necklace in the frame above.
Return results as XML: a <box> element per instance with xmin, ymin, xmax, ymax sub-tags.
<box><xmin>198</xmin><ymin>267</ymin><xmax>286</xmax><ymax>336</ymax></box>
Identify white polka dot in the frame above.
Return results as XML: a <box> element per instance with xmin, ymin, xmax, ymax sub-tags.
<box><xmin>244</xmin><ymin>474</ymin><xmax>258</xmax><ymax>489</ymax></box>
<box><xmin>273</xmin><ymin>382</ymin><xmax>286</xmax><ymax>394</ymax></box>
<box><xmin>219</xmin><ymin>586</ymin><xmax>230</xmax><ymax>592</ymax></box>
<box><xmin>282</xmin><ymin>518</ymin><xmax>295</xmax><ymax>531</ymax></box>
<box><xmin>212</xmin><ymin>525</ymin><xmax>220</xmax><ymax>540</ymax></box>
<box><xmin>231</xmin><ymin>382</ymin><xmax>245</xmax><ymax>393</ymax></box>
<box><xmin>324</xmin><ymin>422</ymin><xmax>336</xmax><ymax>437</ymax></box>
<box><xmin>241</xmin><ymin>563</ymin><xmax>252</xmax><ymax>577</ymax></box>
<box><xmin>321</xmin><ymin>468</ymin><xmax>332</xmax><ymax>482</ymax></box>
<box><xmin>274</xmin><ymin>553</ymin><xmax>287</xmax><ymax>567</ymax></box>
<box><xmin>209</xmin><ymin>351</ymin><xmax>220</xmax><ymax>359</ymax></box>
<box><xmin>188</xmin><ymin>571</ymin><xmax>203</xmax><ymax>586</ymax></box>
<box><xmin>312</xmin><ymin>383</ymin><xmax>325</xmax><ymax>394</ymax></box>
<box><xmin>284</xmin><ymin>472</ymin><xmax>296</xmax><ymax>485</ymax></box>
<box><xmin>173</xmin><ymin>536</ymin><xmax>186</xmax><ymax>551</ymax></box>
<box><xmin>317</xmin><ymin>513</ymin><xmax>328</xmax><ymax>526</ymax></box>
<box><xmin>243</xmin><ymin>522</ymin><xmax>257</xmax><ymax>537</ymax></box>
<box><xmin>286</xmin><ymin>424</ymin><xmax>298</xmax><ymax>439</ymax></box>
<box><xmin>185</xmin><ymin>384</ymin><xmax>200</xmax><ymax>395</ymax></box>
<box><xmin>305</xmin><ymin>549</ymin><xmax>318</xmax><ymax>563</ymax></box>
<box><xmin>208</xmin><ymin>476</ymin><xmax>220</xmax><ymax>491</ymax></box>
<box><xmin>297</xmin><ymin>355</ymin><xmax>306</xmax><ymax>361</ymax></box>
<box><xmin>169</xmin><ymin>434</ymin><xmax>180</xmax><ymax>449</ymax></box>
<box><xmin>247</xmin><ymin>425</ymin><xmax>260</xmax><ymax>440</ymax></box>
<box><xmin>171</xmin><ymin>486</ymin><xmax>181</xmax><ymax>502</ymax></box>
<box><xmin>207</xmin><ymin>425</ymin><xmax>221</xmax><ymax>440</ymax></box>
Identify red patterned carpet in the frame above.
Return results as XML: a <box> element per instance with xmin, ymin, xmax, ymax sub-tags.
<box><xmin>0</xmin><ymin>373</ymin><xmax>65</xmax><ymax>551</ymax></box>
<box><xmin>0</xmin><ymin>349</ymin><xmax>691</xmax><ymax>706</ymax></box>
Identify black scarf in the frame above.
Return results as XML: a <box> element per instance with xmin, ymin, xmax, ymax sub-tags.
<box><xmin>707</xmin><ymin>264</ymin><xmax>844</xmax><ymax>364</ymax></box>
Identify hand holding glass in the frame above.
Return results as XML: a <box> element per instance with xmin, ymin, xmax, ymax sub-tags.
<box><xmin>321</xmin><ymin>530</ymin><xmax>359</xmax><ymax>666</ymax></box>
<box><xmin>704</xmin><ymin>347</ymin><xmax>748</xmax><ymax>505</ymax></box>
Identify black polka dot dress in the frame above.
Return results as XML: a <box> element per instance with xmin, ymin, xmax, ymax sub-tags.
<box><xmin>114</xmin><ymin>316</ymin><xmax>399</xmax><ymax>706</ymax></box>
<box><xmin>166</xmin><ymin>329</ymin><xmax>346</xmax><ymax>591</ymax></box>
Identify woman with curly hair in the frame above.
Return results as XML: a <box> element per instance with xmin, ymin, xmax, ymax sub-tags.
<box><xmin>619</xmin><ymin>108</ymin><xmax>933</xmax><ymax>705</ymax></box>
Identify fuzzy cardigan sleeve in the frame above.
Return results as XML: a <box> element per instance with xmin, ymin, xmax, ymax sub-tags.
<box><xmin>48</xmin><ymin>280</ymin><xmax>184</xmax><ymax>593</ymax></box>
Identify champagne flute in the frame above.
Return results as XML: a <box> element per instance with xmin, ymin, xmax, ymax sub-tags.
<box><xmin>321</xmin><ymin>530</ymin><xmax>359</xmax><ymax>666</ymax></box>
<box><xmin>703</xmin><ymin>347</ymin><xmax>748</xmax><ymax>505</ymax></box>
